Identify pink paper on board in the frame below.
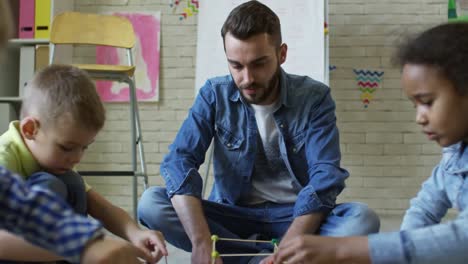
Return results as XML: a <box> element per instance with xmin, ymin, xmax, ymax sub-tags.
<box><xmin>96</xmin><ymin>12</ymin><xmax>161</xmax><ymax>102</ymax></box>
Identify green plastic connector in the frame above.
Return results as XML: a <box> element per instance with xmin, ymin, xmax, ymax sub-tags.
<box><xmin>211</xmin><ymin>251</ymin><xmax>220</xmax><ymax>258</ymax></box>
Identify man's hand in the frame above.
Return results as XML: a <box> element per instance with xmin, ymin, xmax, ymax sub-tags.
<box><xmin>191</xmin><ymin>239</ymin><xmax>223</xmax><ymax>264</ymax></box>
<box><xmin>81</xmin><ymin>236</ymin><xmax>158</xmax><ymax>264</ymax></box>
<box><xmin>171</xmin><ymin>195</ymin><xmax>222</xmax><ymax>264</ymax></box>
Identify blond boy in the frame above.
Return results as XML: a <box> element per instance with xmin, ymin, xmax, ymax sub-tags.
<box><xmin>1</xmin><ymin>2</ymin><xmax>160</xmax><ymax>263</ymax></box>
<box><xmin>0</xmin><ymin>64</ymin><xmax>167</xmax><ymax>262</ymax></box>
<box><xmin>1</xmin><ymin>64</ymin><xmax>105</xmax><ymax>215</ymax></box>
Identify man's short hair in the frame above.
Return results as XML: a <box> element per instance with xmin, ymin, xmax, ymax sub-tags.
<box><xmin>221</xmin><ymin>0</ymin><xmax>282</xmax><ymax>48</ymax></box>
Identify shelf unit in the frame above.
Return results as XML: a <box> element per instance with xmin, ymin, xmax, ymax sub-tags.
<box><xmin>8</xmin><ymin>38</ymin><xmax>49</xmax><ymax>45</ymax></box>
<box><xmin>1</xmin><ymin>38</ymin><xmax>50</xmax><ymax>101</ymax></box>
<box><xmin>0</xmin><ymin>0</ymin><xmax>73</xmax><ymax>133</ymax></box>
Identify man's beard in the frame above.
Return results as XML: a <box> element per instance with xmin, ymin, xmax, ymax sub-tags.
<box><xmin>239</xmin><ymin>65</ymin><xmax>280</xmax><ymax>105</ymax></box>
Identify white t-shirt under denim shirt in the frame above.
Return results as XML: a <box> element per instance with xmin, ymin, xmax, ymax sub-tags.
<box><xmin>240</xmin><ymin>101</ymin><xmax>300</xmax><ymax>205</ymax></box>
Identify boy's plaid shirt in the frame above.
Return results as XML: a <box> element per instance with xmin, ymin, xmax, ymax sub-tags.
<box><xmin>0</xmin><ymin>166</ymin><xmax>104</xmax><ymax>264</ymax></box>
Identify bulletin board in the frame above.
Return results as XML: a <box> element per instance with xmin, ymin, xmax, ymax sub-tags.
<box><xmin>96</xmin><ymin>12</ymin><xmax>161</xmax><ymax>102</ymax></box>
<box><xmin>195</xmin><ymin>0</ymin><xmax>328</xmax><ymax>93</ymax></box>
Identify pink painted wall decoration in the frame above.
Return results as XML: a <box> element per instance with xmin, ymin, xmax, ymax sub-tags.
<box><xmin>96</xmin><ymin>12</ymin><xmax>161</xmax><ymax>102</ymax></box>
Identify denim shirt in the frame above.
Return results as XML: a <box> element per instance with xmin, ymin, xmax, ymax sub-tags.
<box><xmin>369</xmin><ymin>142</ymin><xmax>468</xmax><ymax>263</ymax></box>
<box><xmin>161</xmin><ymin>68</ymin><xmax>349</xmax><ymax>217</ymax></box>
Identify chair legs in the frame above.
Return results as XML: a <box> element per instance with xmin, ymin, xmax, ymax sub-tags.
<box><xmin>127</xmin><ymin>76</ymin><xmax>148</xmax><ymax>219</ymax></box>
<box><xmin>80</xmin><ymin>72</ymin><xmax>148</xmax><ymax>219</ymax></box>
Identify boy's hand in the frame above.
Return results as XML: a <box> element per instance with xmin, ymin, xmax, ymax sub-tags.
<box><xmin>82</xmin><ymin>236</ymin><xmax>157</xmax><ymax>264</ymax></box>
<box><xmin>128</xmin><ymin>229</ymin><xmax>168</xmax><ymax>262</ymax></box>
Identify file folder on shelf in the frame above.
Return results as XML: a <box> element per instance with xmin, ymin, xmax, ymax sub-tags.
<box><xmin>35</xmin><ymin>0</ymin><xmax>51</xmax><ymax>39</ymax></box>
<box><xmin>35</xmin><ymin>45</ymin><xmax>49</xmax><ymax>72</ymax></box>
<box><xmin>18</xmin><ymin>0</ymin><xmax>35</xmax><ymax>39</ymax></box>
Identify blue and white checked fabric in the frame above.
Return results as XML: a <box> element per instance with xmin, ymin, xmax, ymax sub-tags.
<box><xmin>0</xmin><ymin>166</ymin><xmax>104</xmax><ymax>264</ymax></box>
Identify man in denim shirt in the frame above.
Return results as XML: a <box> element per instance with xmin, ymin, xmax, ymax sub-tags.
<box><xmin>138</xmin><ymin>1</ymin><xmax>379</xmax><ymax>263</ymax></box>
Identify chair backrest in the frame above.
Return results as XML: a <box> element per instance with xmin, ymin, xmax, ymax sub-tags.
<box><xmin>50</xmin><ymin>12</ymin><xmax>135</xmax><ymax>48</ymax></box>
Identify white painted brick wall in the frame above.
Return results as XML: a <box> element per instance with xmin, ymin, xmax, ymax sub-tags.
<box><xmin>74</xmin><ymin>0</ymin><xmax>447</xmax><ymax>217</ymax></box>
<box><xmin>333</xmin><ymin>0</ymin><xmax>444</xmax><ymax>213</ymax></box>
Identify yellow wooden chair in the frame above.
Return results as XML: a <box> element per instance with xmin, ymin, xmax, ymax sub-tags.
<box><xmin>49</xmin><ymin>12</ymin><xmax>147</xmax><ymax>217</ymax></box>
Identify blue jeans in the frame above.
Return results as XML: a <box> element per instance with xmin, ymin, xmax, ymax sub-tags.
<box><xmin>27</xmin><ymin>171</ymin><xmax>87</xmax><ymax>215</ymax></box>
<box><xmin>138</xmin><ymin>187</ymin><xmax>380</xmax><ymax>264</ymax></box>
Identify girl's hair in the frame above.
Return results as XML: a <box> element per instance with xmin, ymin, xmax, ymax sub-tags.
<box><xmin>394</xmin><ymin>22</ymin><xmax>468</xmax><ymax>95</ymax></box>
<box><xmin>221</xmin><ymin>0</ymin><xmax>282</xmax><ymax>49</ymax></box>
